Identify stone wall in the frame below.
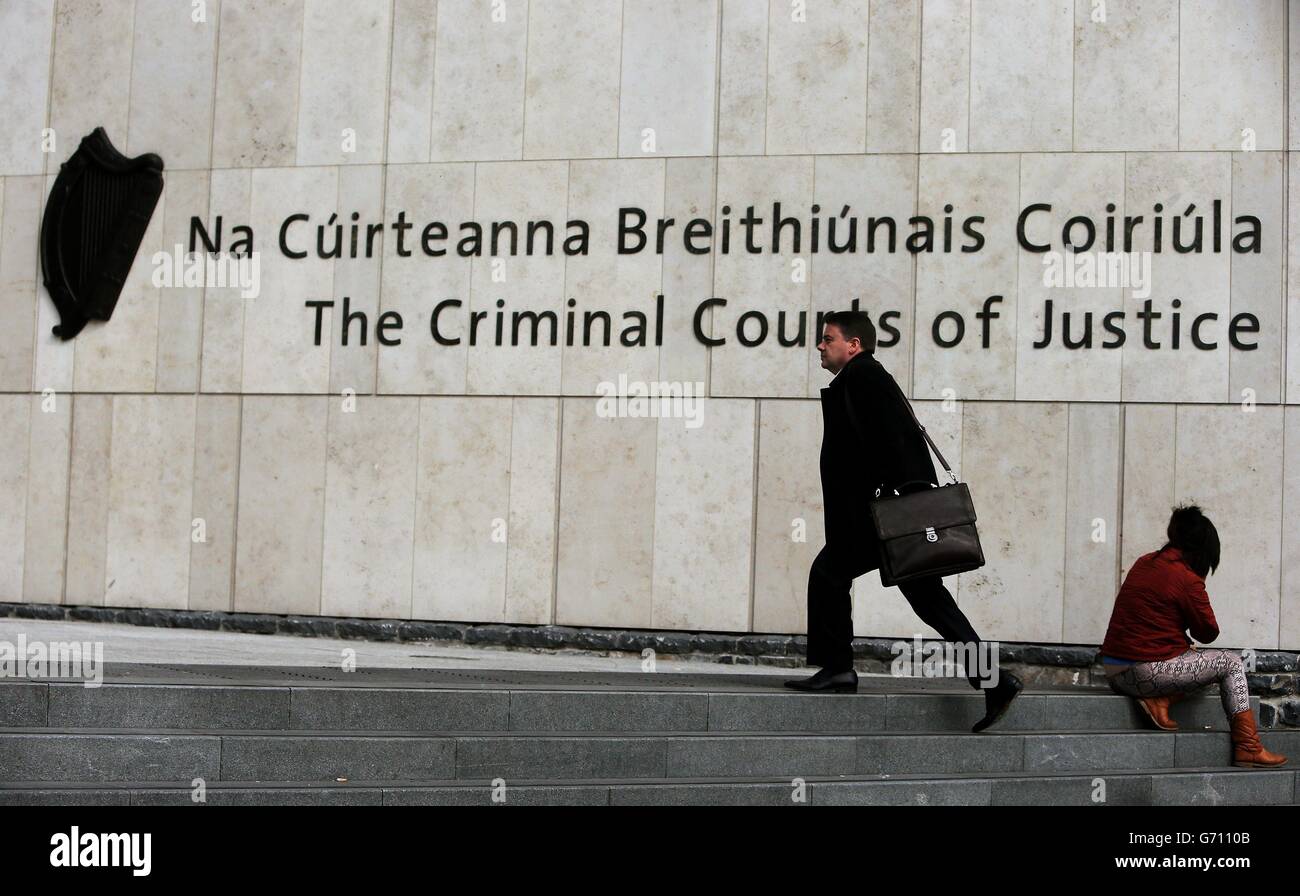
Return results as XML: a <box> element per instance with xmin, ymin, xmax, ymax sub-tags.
<box><xmin>0</xmin><ymin>0</ymin><xmax>1296</xmax><ymax>649</ymax></box>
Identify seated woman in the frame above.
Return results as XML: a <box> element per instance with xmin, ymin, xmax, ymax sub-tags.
<box><xmin>1099</xmin><ymin>504</ymin><xmax>1285</xmax><ymax>769</ymax></box>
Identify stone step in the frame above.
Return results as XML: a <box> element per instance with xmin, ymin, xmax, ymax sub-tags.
<box><xmin>1</xmin><ymin>727</ymin><xmax>1295</xmax><ymax>783</ymax></box>
<box><xmin>0</xmin><ymin>681</ymin><xmax>1258</xmax><ymax>734</ymax></box>
<box><xmin>0</xmin><ymin>767</ymin><xmax>1295</xmax><ymax>806</ymax></box>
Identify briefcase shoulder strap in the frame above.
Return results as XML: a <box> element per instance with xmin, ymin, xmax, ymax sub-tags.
<box><xmin>841</xmin><ymin>364</ymin><xmax>956</xmax><ymax>482</ymax></box>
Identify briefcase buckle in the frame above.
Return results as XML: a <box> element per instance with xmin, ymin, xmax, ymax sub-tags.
<box><xmin>925</xmin><ymin>526</ymin><xmax>937</xmax><ymax>542</ymax></box>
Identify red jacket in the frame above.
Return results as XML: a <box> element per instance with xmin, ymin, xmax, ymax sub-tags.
<box><xmin>1100</xmin><ymin>546</ymin><xmax>1220</xmax><ymax>662</ymax></box>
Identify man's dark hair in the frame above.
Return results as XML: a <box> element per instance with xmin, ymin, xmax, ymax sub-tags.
<box><xmin>1159</xmin><ymin>503</ymin><xmax>1221</xmax><ymax>578</ymax></box>
<box><xmin>822</xmin><ymin>310</ymin><xmax>876</xmax><ymax>353</ymax></box>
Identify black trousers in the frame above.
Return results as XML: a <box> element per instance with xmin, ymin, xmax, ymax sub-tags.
<box><xmin>806</xmin><ymin>541</ymin><xmax>992</xmax><ymax>689</ymax></box>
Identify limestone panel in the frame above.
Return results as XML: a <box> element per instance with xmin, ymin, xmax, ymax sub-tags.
<box><xmin>104</xmin><ymin>396</ymin><xmax>197</xmax><ymax>609</ymax></box>
<box><xmin>524</xmin><ymin>0</ymin><xmax>622</xmax><ymax>160</ymax></box>
<box><xmin>1120</xmin><ymin>153</ymin><xmax>1231</xmax><ymax>403</ymax></box>
<box><xmin>969</xmin><ymin>0</ymin><xmax>1072</xmax><ymax>152</ymax></box>
<box><xmin>752</xmin><ymin>398</ymin><xmax>825</xmax><ymax>635</ymax></box>
<box><xmin>709</xmin><ymin>156</ymin><xmax>814</xmax><ymax>398</ymax></box>
<box><xmin>618</xmin><ymin>0</ymin><xmax>718</xmax><ymax>158</ymax></box>
<box><xmin>64</xmin><ymin>394</ymin><xmax>114</xmax><ymax>606</ymax></box>
<box><xmin>953</xmin><ymin>401</ymin><xmax>1069</xmax><ymax>643</ymax></box>
<box><xmin>1179</xmin><ymin>0</ymin><xmax>1285</xmax><ymax>151</ymax></box>
<box><xmin>1061</xmin><ymin>403</ymin><xmax>1122</xmax><ymax>644</ymax></box>
<box><xmin>1073</xmin><ymin>0</ymin><xmax>1178</xmax><ymax>152</ymax></box>
<box><xmin>233</xmin><ymin>395</ymin><xmax>328</xmax><ymax>615</ymax></box>
<box><xmin>429</xmin><ymin>0</ymin><xmax>527</xmax><ymax>162</ymax></box>
<box><xmin>555</xmin><ymin>398</ymin><xmax>657</xmax><ymax>628</ymax></box>
<box><xmin>0</xmin><ymin>177</ymin><xmax>41</xmax><ymax>390</ymax></box>
<box><xmin>321</xmin><ymin>396</ymin><xmax>419</xmax><ymax>619</ymax></box>
<box><xmin>376</xmin><ymin>163</ymin><xmax>475</xmax><ymax>394</ymax></box>
<box><xmin>188</xmin><ymin>395</ymin><xmax>240</xmax><ymax>612</ymax></box>
<box><xmin>412</xmin><ymin>396</ymin><xmax>511</xmax><ymax>622</ymax></box>
<box><xmin>866</xmin><ymin>0</ymin><xmax>921</xmax><ymax>153</ymax></box>
<box><xmin>918</xmin><ymin>0</ymin><xmax>969</xmax><ymax>153</ymax></box>
<box><xmin>765</xmin><ymin>0</ymin><xmax>868</xmax><ymax>155</ymax></box>
<box><xmin>717</xmin><ymin>0</ymin><xmax>768</xmax><ymax>156</ymax></box>
<box><xmin>1015</xmin><ymin>152</ymin><xmax>1126</xmax><ymax>401</ymax></box>
<box><xmin>561</xmin><ymin>158</ymin><xmax>665</xmax><ymax>396</ymax></box>
<box><xmin>211</xmin><ymin>0</ymin><xmax>305</xmax><ymax>168</ymax></box>
<box><xmin>296</xmin><ymin>0</ymin><xmax>392</xmax><ymax>165</ymax></box>
<box><xmin>127</xmin><ymin>0</ymin><xmax>220</xmax><ymax>169</ymax></box>
<box><xmin>914</xmin><ymin>153</ymin><xmax>1019</xmax><ymax>400</ymax></box>
<box><xmin>386</xmin><ymin>0</ymin><xmax>437</xmax><ymax>165</ymax></box>
<box><xmin>651</xmin><ymin>397</ymin><xmax>754</xmax><ymax>632</ymax></box>
<box><xmin>0</xmin><ymin>0</ymin><xmax>54</xmax><ymax>176</ymax></box>
<box><xmin>1173</xmin><ymin>404</ymin><xmax>1283</xmax><ymax>649</ymax></box>
<box><xmin>22</xmin><ymin>392</ymin><xmax>72</xmax><ymax>603</ymax></box>
<box><xmin>465</xmin><ymin>160</ymin><xmax>568</xmax><ymax>395</ymax></box>
<box><xmin>46</xmin><ymin>0</ymin><xmax>134</xmax><ymax>173</ymax></box>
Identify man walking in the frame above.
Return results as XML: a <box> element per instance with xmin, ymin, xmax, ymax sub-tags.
<box><xmin>784</xmin><ymin>311</ymin><xmax>1022</xmax><ymax>733</ymax></box>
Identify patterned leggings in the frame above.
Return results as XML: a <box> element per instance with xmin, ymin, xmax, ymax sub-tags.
<box><xmin>1107</xmin><ymin>648</ymin><xmax>1250</xmax><ymax>716</ymax></box>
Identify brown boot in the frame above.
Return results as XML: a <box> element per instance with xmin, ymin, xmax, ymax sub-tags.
<box><xmin>1136</xmin><ymin>696</ymin><xmax>1178</xmax><ymax>731</ymax></box>
<box><xmin>1229</xmin><ymin>709</ymin><xmax>1288</xmax><ymax>768</ymax></box>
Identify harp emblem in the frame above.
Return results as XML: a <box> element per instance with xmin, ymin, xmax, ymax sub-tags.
<box><xmin>39</xmin><ymin>127</ymin><xmax>164</xmax><ymax>340</ymax></box>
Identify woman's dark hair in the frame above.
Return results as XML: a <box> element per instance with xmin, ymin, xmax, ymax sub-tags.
<box><xmin>1158</xmin><ymin>503</ymin><xmax>1220</xmax><ymax>578</ymax></box>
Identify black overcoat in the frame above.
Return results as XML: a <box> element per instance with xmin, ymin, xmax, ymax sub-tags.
<box><xmin>818</xmin><ymin>351</ymin><xmax>939</xmax><ymax>561</ymax></box>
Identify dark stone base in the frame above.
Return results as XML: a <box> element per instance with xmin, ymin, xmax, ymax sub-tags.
<box><xmin>1</xmin><ymin>600</ymin><xmax>1297</xmax><ymax>705</ymax></box>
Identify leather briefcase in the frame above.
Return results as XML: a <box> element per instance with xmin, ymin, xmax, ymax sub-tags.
<box><xmin>843</xmin><ymin>376</ymin><xmax>986</xmax><ymax>586</ymax></box>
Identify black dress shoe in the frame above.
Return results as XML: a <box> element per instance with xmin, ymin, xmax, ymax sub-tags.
<box><xmin>783</xmin><ymin>667</ymin><xmax>858</xmax><ymax>693</ymax></box>
<box><xmin>972</xmin><ymin>671</ymin><xmax>1023</xmax><ymax>732</ymax></box>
